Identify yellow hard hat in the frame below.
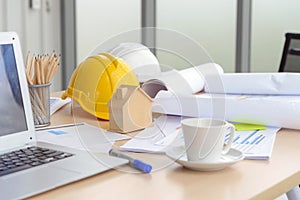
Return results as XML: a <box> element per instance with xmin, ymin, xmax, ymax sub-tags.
<box><xmin>61</xmin><ymin>52</ymin><xmax>139</xmax><ymax>120</ymax></box>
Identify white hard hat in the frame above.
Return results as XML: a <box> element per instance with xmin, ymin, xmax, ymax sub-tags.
<box><xmin>108</xmin><ymin>43</ymin><xmax>161</xmax><ymax>82</ymax></box>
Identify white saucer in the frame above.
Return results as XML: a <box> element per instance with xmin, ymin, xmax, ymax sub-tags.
<box><xmin>165</xmin><ymin>146</ymin><xmax>244</xmax><ymax>171</ymax></box>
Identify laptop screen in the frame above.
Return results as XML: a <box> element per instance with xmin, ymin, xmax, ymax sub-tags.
<box><xmin>0</xmin><ymin>44</ymin><xmax>27</xmax><ymax>136</ymax></box>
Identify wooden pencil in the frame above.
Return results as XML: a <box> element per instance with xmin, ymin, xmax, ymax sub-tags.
<box><xmin>25</xmin><ymin>51</ymin><xmax>61</xmax><ymax>126</ymax></box>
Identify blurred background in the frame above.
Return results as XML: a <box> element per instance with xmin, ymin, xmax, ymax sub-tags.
<box><xmin>1</xmin><ymin>0</ymin><xmax>300</xmax><ymax>91</ymax></box>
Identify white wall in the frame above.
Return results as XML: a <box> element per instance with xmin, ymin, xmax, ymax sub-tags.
<box><xmin>251</xmin><ymin>0</ymin><xmax>300</xmax><ymax>72</ymax></box>
<box><xmin>76</xmin><ymin>0</ymin><xmax>141</xmax><ymax>64</ymax></box>
<box><xmin>0</xmin><ymin>0</ymin><xmax>62</xmax><ymax>92</ymax></box>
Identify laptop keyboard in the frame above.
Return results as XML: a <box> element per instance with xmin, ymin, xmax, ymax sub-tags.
<box><xmin>0</xmin><ymin>147</ymin><xmax>73</xmax><ymax>177</ymax></box>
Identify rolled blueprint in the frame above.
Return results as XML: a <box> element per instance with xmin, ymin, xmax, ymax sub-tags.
<box><xmin>108</xmin><ymin>43</ymin><xmax>161</xmax><ymax>83</ymax></box>
<box><xmin>153</xmin><ymin>63</ymin><xmax>223</xmax><ymax>95</ymax></box>
<box><xmin>205</xmin><ymin>73</ymin><xmax>300</xmax><ymax>95</ymax></box>
<box><xmin>153</xmin><ymin>92</ymin><xmax>300</xmax><ymax>130</ymax></box>
<box><xmin>180</xmin><ymin>63</ymin><xmax>224</xmax><ymax>93</ymax></box>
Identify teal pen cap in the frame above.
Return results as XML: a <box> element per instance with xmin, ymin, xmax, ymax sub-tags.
<box><xmin>109</xmin><ymin>149</ymin><xmax>152</xmax><ymax>173</ymax></box>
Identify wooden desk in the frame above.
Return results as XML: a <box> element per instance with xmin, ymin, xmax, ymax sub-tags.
<box><xmin>30</xmin><ymin>100</ymin><xmax>300</xmax><ymax>200</ymax></box>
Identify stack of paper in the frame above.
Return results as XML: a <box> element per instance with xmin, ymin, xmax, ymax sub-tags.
<box><xmin>120</xmin><ymin>116</ymin><xmax>280</xmax><ymax>160</ymax></box>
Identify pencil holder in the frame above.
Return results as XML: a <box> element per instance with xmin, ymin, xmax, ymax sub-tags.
<box><xmin>29</xmin><ymin>83</ymin><xmax>51</xmax><ymax>127</ymax></box>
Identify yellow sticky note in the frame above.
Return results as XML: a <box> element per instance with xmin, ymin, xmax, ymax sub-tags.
<box><xmin>234</xmin><ymin>123</ymin><xmax>266</xmax><ymax>131</ymax></box>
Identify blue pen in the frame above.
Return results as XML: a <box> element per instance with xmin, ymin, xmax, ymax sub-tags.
<box><xmin>109</xmin><ymin>149</ymin><xmax>152</xmax><ymax>173</ymax></box>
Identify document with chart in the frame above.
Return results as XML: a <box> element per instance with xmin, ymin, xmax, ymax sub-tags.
<box><xmin>230</xmin><ymin>127</ymin><xmax>280</xmax><ymax>160</ymax></box>
<box><xmin>120</xmin><ymin>115</ymin><xmax>280</xmax><ymax>160</ymax></box>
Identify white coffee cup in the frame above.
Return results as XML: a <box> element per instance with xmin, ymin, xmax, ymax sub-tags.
<box><xmin>181</xmin><ymin>118</ymin><xmax>235</xmax><ymax>163</ymax></box>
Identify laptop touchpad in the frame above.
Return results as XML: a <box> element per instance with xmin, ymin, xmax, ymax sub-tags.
<box><xmin>0</xmin><ymin>166</ymin><xmax>80</xmax><ymax>199</ymax></box>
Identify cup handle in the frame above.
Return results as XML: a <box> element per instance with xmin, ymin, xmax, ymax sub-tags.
<box><xmin>222</xmin><ymin>123</ymin><xmax>235</xmax><ymax>155</ymax></box>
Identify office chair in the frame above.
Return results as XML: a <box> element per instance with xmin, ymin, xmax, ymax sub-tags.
<box><xmin>279</xmin><ymin>33</ymin><xmax>300</xmax><ymax>72</ymax></box>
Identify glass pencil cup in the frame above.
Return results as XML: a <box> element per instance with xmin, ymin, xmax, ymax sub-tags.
<box><xmin>28</xmin><ymin>83</ymin><xmax>51</xmax><ymax>127</ymax></box>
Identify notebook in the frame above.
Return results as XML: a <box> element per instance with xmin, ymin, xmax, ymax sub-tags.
<box><xmin>0</xmin><ymin>32</ymin><xmax>127</xmax><ymax>200</ymax></box>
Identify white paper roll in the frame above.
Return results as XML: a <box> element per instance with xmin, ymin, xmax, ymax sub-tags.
<box><xmin>205</xmin><ymin>73</ymin><xmax>300</xmax><ymax>95</ymax></box>
<box><xmin>179</xmin><ymin>63</ymin><xmax>224</xmax><ymax>93</ymax></box>
<box><xmin>108</xmin><ymin>43</ymin><xmax>161</xmax><ymax>82</ymax></box>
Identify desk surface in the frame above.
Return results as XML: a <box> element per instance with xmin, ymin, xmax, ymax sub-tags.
<box><xmin>30</xmin><ymin>99</ymin><xmax>300</xmax><ymax>200</ymax></box>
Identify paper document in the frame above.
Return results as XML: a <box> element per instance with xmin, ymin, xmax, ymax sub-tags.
<box><xmin>50</xmin><ymin>97</ymin><xmax>71</xmax><ymax>115</ymax></box>
<box><xmin>169</xmin><ymin>127</ymin><xmax>280</xmax><ymax>160</ymax></box>
<box><xmin>120</xmin><ymin>114</ymin><xmax>279</xmax><ymax>159</ymax></box>
<box><xmin>229</xmin><ymin>127</ymin><xmax>280</xmax><ymax>160</ymax></box>
<box><xmin>120</xmin><ymin>114</ymin><xmax>279</xmax><ymax>160</ymax></box>
<box><xmin>36</xmin><ymin>123</ymin><xmax>130</xmax><ymax>153</ymax></box>
<box><xmin>120</xmin><ymin>115</ymin><xmax>182</xmax><ymax>153</ymax></box>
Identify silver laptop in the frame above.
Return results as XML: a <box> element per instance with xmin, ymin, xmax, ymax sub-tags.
<box><xmin>0</xmin><ymin>32</ymin><xmax>127</xmax><ymax>200</ymax></box>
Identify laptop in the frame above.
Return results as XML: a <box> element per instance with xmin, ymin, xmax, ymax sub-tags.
<box><xmin>0</xmin><ymin>32</ymin><xmax>128</xmax><ymax>200</ymax></box>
